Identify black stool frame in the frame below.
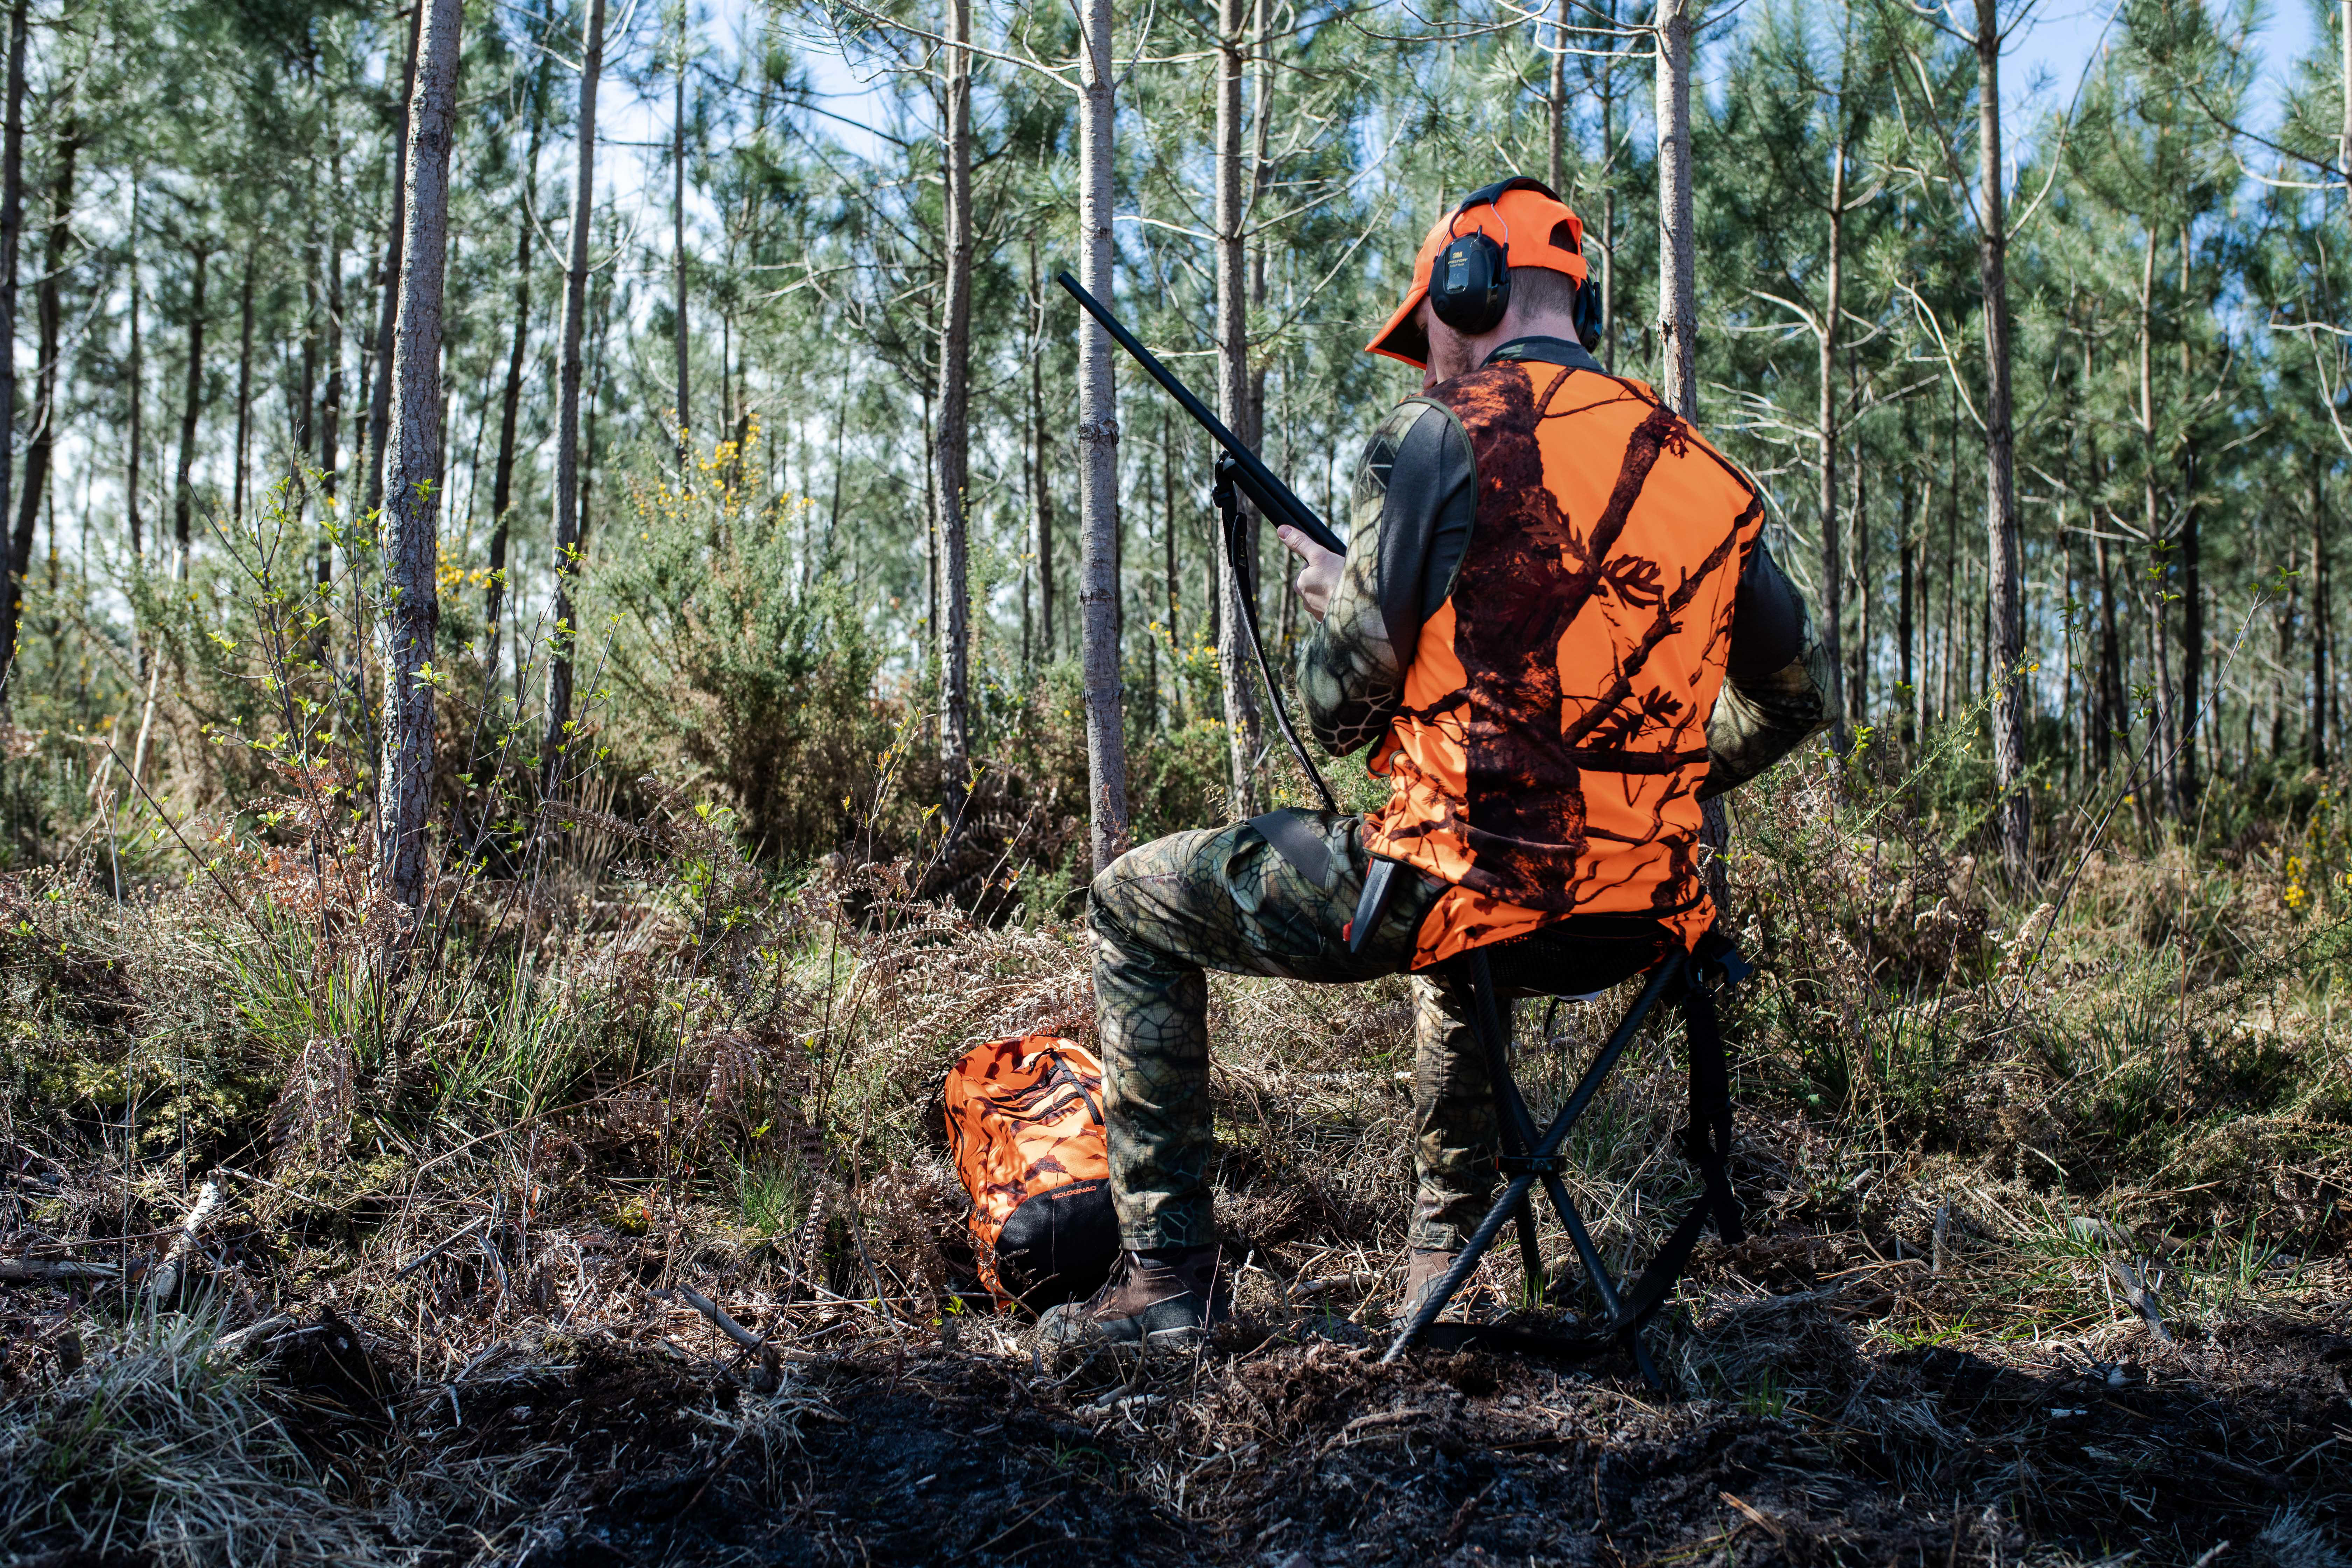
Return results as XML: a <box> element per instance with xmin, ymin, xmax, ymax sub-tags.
<box><xmin>1382</xmin><ymin>933</ymin><xmax>1750</xmax><ymax>1376</ymax></box>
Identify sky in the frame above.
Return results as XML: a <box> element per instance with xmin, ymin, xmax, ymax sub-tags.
<box><xmin>2004</xmin><ymin>0</ymin><xmax>2319</xmax><ymax>133</ymax></box>
<box><xmin>757</xmin><ymin>0</ymin><xmax>2330</xmax><ymax>172</ymax></box>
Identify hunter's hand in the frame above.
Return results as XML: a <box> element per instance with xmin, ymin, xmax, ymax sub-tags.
<box><xmin>1277</xmin><ymin>526</ymin><xmax>1342</xmax><ymax>623</ymax></box>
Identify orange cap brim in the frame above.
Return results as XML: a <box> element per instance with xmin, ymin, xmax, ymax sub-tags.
<box><xmin>1367</xmin><ymin>286</ymin><xmax>1432</xmax><ymax>368</ymax></box>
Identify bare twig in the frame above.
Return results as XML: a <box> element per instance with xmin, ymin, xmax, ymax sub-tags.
<box><xmin>394</xmin><ymin>1215</ymin><xmax>491</xmax><ymax>1277</ymax></box>
<box><xmin>146</xmin><ymin>1178</ymin><xmax>223</xmax><ymax>1306</ymax></box>
<box><xmin>2104</xmin><ymin>1255</ymin><xmax>2171</xmax><ymax>1344</ymax></box>
<box><xmin>0</xmin><ymin>1259</ymin><xmax>120</xmax><ymax>1283</ymax></box>
<box><xmin>668</xmin><ymin>1285</ymin><xmax>765</xmax><ymax>1353</ymax></box>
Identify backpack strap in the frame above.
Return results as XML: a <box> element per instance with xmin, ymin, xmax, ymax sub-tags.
<box><xmin>1248</xmin><ymin>807</ymin><xmax>1335</xmax><ymax>892</ymax></box>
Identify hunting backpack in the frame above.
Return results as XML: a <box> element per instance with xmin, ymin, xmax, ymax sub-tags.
<box><xmin>943</xmin><ymin>1034</ymin><xmax>1120</xmax><ymax>1311</ymax></box>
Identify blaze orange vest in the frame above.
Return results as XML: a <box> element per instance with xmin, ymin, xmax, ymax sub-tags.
<box><xmin>1362</xmin><ymin>361</ymin><xmax>1764</xmax><ymax>967</ymax></box>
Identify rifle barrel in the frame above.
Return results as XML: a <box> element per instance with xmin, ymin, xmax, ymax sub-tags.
<box><xmin>1055</xmin><ymin>270</ymin><xmax>1345</xmax><ymax>557</ymax></box>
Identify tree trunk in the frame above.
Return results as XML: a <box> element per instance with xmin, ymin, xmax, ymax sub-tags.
<box><xmin>231</xmin><ymin>244</ymin><xmax>254</xmax><ymax>524</ymax></box>
<box><xmin>1853</xmin><ymin>396</ymin><xmax>1870</xmax><ymax>729</ymax></box>
<box><xmin>1652</xmin><ymin>0</ymin><xmax>1722</xmax><ymax>895</ymax></box>
<box><xmin>1076</xmin><ymin>0</ymin><xmax>1129</xmax><ymax>868</ymax></box>
<box><xmin>2094</xmin><ymin>531</ymin><xmax>2119</xmax><ymax>772</ymax></box>
<box><xmin>1</xmin><ymin>85</ymin><xmax>65</xmax><ymax>696</ymax></box>
<box><xmin>2316</xmin><ymin>463</ymin><xmax>2331</xmax><ymax>768</ymax></box>
<box><xmin>2176</xmin><ymin>228</ymin><xmax>2200</xmax><ymax>804</ymax></box>
<box><xmin>1028</xmin><ymin>237</ymin><xmax>1055</xmax><ymax>664</ymax></box>
<box><xmin>1599</xmin><ymin>0</ymin><xmax>1618</xmax><ymax>369</ymax></box>
<box><xmin>542</xmin><ymin>0</ymin><xmax>603</xmax><ymax>802</ymax></box>
<box><xmin>297</xmin><ymin>248</ymin><xmax>318</xmax><ymax>637</ymax></box>
<box><xmin>2179</xmin><ymin>456</ymin><xmax>2202</xmax><ymax>795</ymax></box>
<box><xmin>319</xmin><ymin>180</ymin><xmax>344</xmax><ymax>621</ymax></box>
<box><xmin>487</xmin><ymin>54</ymin><xmax>547</xmax><ymax>684</ymax></box>
<box><xmin>1817</xmin><ymin>146</ymin><xmax>1846</xmax><ymax>750</ymax></box>
<box><xmin>935</xmin><ymin>0</ymin><xmax>973</xmax><ymax>822</ymax></box>
<box><xmin>172</xmin><ymin>245</ymin><xmax>207</xmax><ymax>576</ymax></box>
<box><xmin>0</xmin><ymin>0</ymin><xmax>24</xmax><ymax>685</ymax></box>
<box><xmin>672</xmin><ymin>25</ymin><xmax>690</xmax><ymax>474</ymax></box>
<box><xmin>298</xmin><ymin>248</ymin><xmax>317</xmax><ymax>477</ymax></box>
<box><xmin>1939</xmin><ymin>387</ymin><xmax>1958</xmax><ymax>720</ymax></box>
<box><xmin>1974</xmin><ymin>0</ymin><xmax>2027</xmax><ymax>873</ymax></box>
<box><xmin>365</xmin><ymin>4</ymin><xmax>424</xmax><ymax>518</ymax></box>
<box><xmin>1898</xmin><ymin>473</ymin><xmax>1914</xmax><ymax>747</ymax></box>
<box><xmin>922</xmin><ymin>387</ymin><xmax>935</xmax><ymax>682</ymax></box>
<box><xmin>1162</xmin><ymin>404</ymin><xmax>1181</xmax><ymax>722</ymax></box>
<box><xmin>1547</xmin><ymin>0</ymin><xmax>1568</xmax><ymax>194</ymax></box>
<box><xmin>1653</xmin><ymin>0</ymin><xmax>1698</xmax><ymax>416</ymax></box>
<box><xmin>2135</xmin><ymin>232</ymin><xmax>2176</xmax><ymax>810</ymax></box>
<box><xmin>2274</xmin><ymin>481</ymin><xmax>2297</xmax><ymax>759</ymax></box>
<box><xmin>1916</xmin><ymin>476</ymin><xmax>1933</xmax><ymax>741</ymax></box>
<box><xmin>1213</xmin><ymin>0</ymin><xmax>1262</xmax><ymax>817</ymax></box>
<box><xmin>377</xmin><ymin>0</ymin><xmax>463</xmax><ymax>923</ymax></box>
<box><xmin>126</xmin><ymin>192</ymin><xmax>143</xmax><ymax>560</ymax></box>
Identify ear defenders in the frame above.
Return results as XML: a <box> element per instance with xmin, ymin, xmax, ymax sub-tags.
<box><xmin>1573</xmin><ymin>258</ymin><xmax>1604</xmax><ymax>352</ymax></box>
<box><xmin>1429</xmin><ymin>176</ymin><xmax>1604</xmax><ymax>351</ymax></box>
<box><xmin>1427</xmin><ymin>180</ymin><xmax>1528</xmax><ymax>336</ymax></box>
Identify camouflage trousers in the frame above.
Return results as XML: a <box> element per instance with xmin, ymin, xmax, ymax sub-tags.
<box><xmin>1087</xmin><ymin>810</ymin><xmax>1494</xmax><ymax>1254</ymax></box>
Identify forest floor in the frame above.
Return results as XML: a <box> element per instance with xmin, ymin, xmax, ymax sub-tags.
<box><xmin>2</xmin><ymin>767</ymin><xmax>2350</xmax><ymax>1566</ymax></box>
<box><xmin>2</xmin><ymin>1105</ymin><xmax>2344</xmax><ymax>1568</ymax></box>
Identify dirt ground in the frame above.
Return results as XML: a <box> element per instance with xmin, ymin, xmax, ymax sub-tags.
<box><xmin>8</xmin><ymin>1247</ymin><xmax>2344</xmax><ymax>1568</ymax></box>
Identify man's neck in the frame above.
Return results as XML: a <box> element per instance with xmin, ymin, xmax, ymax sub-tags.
<box><xmin>1484</xmin><ymin>334</ymin><xmax>1603</xmax><ymax>373</ymax></box>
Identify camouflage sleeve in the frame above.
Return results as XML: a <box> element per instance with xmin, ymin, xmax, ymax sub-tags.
<box><xmin>1298</xmin><ymin>400</ymin><xmax>1477</xmax><ymax>756</ymax></box>
<box><xmin>1699</xmin><ymin>543</ymin><xmax>1831</xmax><ymax>800</ymax></box>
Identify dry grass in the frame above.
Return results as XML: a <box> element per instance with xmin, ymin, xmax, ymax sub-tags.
<box><xmin>1</xmin><ymin>755</ymin><xmax>2348</xmax><ymax>1566</ymax></box>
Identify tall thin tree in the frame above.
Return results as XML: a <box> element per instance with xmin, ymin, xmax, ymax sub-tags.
<box><xmin>0</xmin><ymin>72</ymin><xmax>64</xmax><ymax>696</ymax></box>
<box><xmin>364</xmin><ymin>3</ymin><xmax>425</xmax><ymax>517</ymax></box>
<box><xmin>935</xmin><ymin>0</ymin><xmax>974</xmax><ymax>822</ymax></box>
<box><xmin>487</xmin><ymin>36</ymin><xmax>552</xmax><ymax>685</ymax></box>
<box><xmin>1029</xmin><ymin>236</ymin><xmax>1055</xmax><ymax>662</ymax></box>
<box><xmin>0</xmin><ymin>0</ymin><xmax>26</xmax><ymax>682</ymax></box>
<box><xmin>671</xmin><ymin>3</ymin><xmax>691</xmax><ymax>474</ymax></box>
<box><xmin>230</xmin><ymin>243</ymin><xmax>255</xmax><ymax>523</ymax></box>
<box><xmin>1076</xmin><ymin>0</ymin><xmax>1129</xmax><ymax>866</ymax></box>
<box><xmin>378</xmin><ymin>0</ymin><xmax>464</xmax><ymax>923</ymax></box>
<box><xmin>1653</xmin><ymin>0</ymin><xmax>1698</xmax><ymax>414</ymax></box>
<box><xmin>543</xmin><ymin>0</ymin><xmax>604</xmax><ymax>800</ymax></box>
<box><xmin>1213</xmin><ymin>0</ymin><xmax>1263</xmax><ymax>817</ymax></box>
<box><xmin>170</xmin><ymin>242</ymin><xmax>208</xmax><ymax>577</ymax></box>
<box><xmin>125</xmin><ymin>179</ymin><xmax>143</xmax><ymax>560</ymax></box>
<box><xmin>1973</xmin><ymin>0</ymin><xmax>2027</xmax><ymax>870</ymax></box>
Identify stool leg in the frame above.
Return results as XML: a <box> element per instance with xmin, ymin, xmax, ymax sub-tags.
<box><xmin>1464</xmin><ymin>953</ymin><xmax>1548</xmax><ymax>1303</ymax></box>
<box><xmin>1548</xmin><ymin>1183</ymin><xmax>1625</xmax><ymax>1321</ymax></box>
<box><xmin>1382</xmin><ymin>1172</ymin><xmax>1537</xmax><ymax>1363</ymax></box>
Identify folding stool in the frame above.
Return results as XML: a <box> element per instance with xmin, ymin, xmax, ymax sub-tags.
<box><xmin>1382</xmin><ymin>928</ymin><xmax>1752</xmax><ymax>1380</ymax></box>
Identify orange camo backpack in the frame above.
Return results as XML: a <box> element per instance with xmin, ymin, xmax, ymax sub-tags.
<box><xmin>943</xmin><ymin>1034</ymin><xmax>1120</xmax><ymax>1311</ymax></box>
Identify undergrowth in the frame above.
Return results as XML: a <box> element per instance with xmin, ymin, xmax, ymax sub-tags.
<box><xmin>0</xmin><ymin>476</ymin><xmax>2345</xmax><ymax>1565</ymax></box>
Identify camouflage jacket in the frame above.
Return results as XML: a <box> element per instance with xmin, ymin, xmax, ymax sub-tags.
<box><xmin>1297</xmin><ymin>335</ymin><xmax>1830</xmax><ymax>801</ymax></box>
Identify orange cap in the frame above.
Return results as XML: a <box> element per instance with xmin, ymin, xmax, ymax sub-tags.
<box><xmin>1367</xmin><ymin>178</ymin><xmax>1589</xmax><ymax>368</ymax></box>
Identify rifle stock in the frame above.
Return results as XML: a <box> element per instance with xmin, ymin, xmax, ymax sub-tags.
<box><xmin>1055</xmin><ymin>271</ymin><xmax>1346</xmax><ymax>558</ymax></box>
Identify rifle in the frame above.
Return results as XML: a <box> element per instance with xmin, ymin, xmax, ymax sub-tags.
<box><xmin>1056</xmin><ymin>271</ymin><xmax>1343</xmax><ymax>814</ymax></box>
<box><xmin>1056</xmin><ymin>272</ymin><xmax>1345</xmax><ymax>556</ymax></box>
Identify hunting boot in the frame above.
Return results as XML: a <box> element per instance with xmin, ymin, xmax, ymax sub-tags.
<box><xmin>1394</xmin><ymin>1247</ymin><xmax>1462</xmax><ymax>1327</ymax></box>
<box><xmin>1035</xmin><ymin>1243</ymin><xmax>1226</xmax><ymax>1355</ymax></box>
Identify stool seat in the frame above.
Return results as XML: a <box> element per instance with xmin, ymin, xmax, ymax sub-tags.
<box><xmin>1382</xmin><ymin>928</ymin><xmax>1751</xmax><ymax>1380</ymax></box>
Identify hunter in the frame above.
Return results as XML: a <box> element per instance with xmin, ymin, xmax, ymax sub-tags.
<box><xmin>1041</xmin><ymin>177</ymin><xmax>1829</xmax><ymax>1352</ymax></box>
